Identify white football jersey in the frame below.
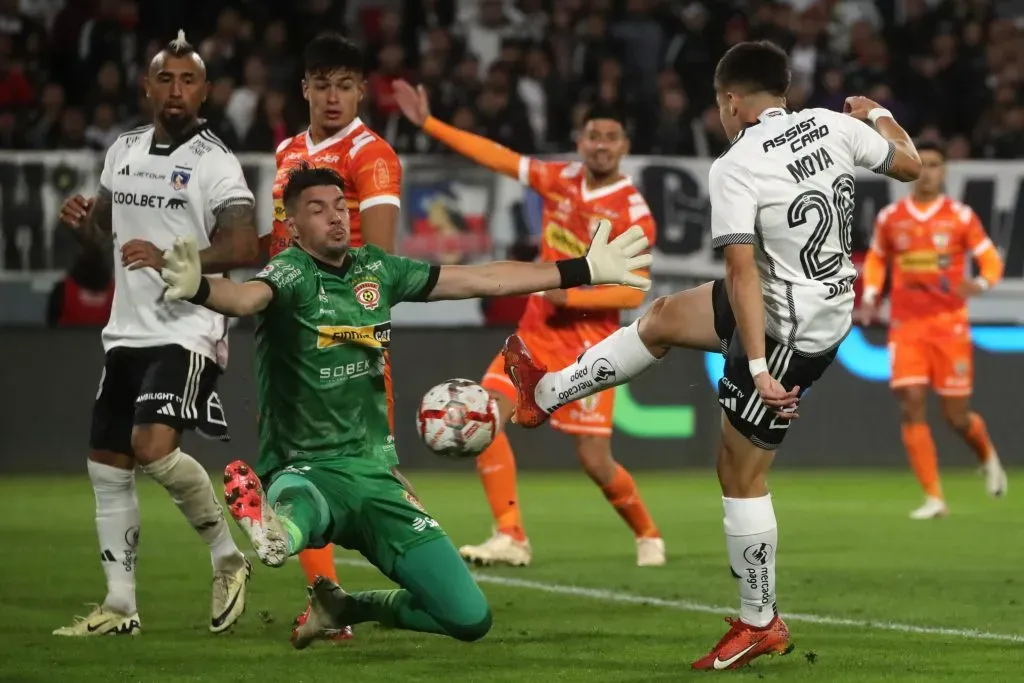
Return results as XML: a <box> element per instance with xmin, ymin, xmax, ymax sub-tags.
<box><xmin>709</xmin><ymin>107</ymin><xmax>895</xmax><ymax>354</ymax></box>
<box><xmin>99</xmin><ymin>123</ymin><xmax>255</xmax><ymax>366</ymax></box>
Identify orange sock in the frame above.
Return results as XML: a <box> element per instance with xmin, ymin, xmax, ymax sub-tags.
<box><xmin>475</xmin><ymin>430</ymin><xmax>526</xmax><ymax>541</ymax></box>
<box><xmin>298</xmin><ymin>545</ymin><xmax>338</xmax><ymax>585</ymax></box>
<box><xmin>902</xmin><ymin>423</ymin><xmax>942</xmax><ymax>499</ymax></box>
<box><xmin>601</xmin><ymin>464</ymin><xmax>659</xmax><ymax>538</ymax></box>
<box><xmin>961</xmin><ymin>412</ymin><xmax>994</xmax><ymax>464</ymax></box>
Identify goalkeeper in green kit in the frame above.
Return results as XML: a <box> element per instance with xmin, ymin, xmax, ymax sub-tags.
<box><xmin>157</xmin><ymin>166</ymin><xmax>651</xmax><ymax>648</ymax></box>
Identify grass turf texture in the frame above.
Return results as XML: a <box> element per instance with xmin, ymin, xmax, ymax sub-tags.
<box><xmin>1</xmin><ymin>470</ymin><xmax>1020</xmax><ymax>683</ymax></box>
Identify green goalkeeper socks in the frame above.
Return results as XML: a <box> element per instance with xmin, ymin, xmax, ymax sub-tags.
<box><xmin>345</xmin><ymin>537</ymin><xmax>492</xmax><ymax>642</ymax></box>
<box><xmin>266</xmin><ymin>473</ymin><xmax>331</xmax><ymax>556</ymax></box>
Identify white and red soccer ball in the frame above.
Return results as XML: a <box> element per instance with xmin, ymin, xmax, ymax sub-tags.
<box><xmin>417</xmin><ymin>379</ymin><xmax>498</xmax><ymax>459</ymax></box>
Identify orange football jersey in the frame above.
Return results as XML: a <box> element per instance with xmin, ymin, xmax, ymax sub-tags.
<box><xmin>269</xmin><ymin>117</ymin><xmax>401</xmax><ymax>257</ymax></box>
<box><xmin>867</xmin><ymin>196</ymin><xmax>999</xmax><ymax>322</ymax></box>
<box><xmin>516</xmin><ymin>160</ymin><xmax>656</xmax><ymax>346</ymax></box>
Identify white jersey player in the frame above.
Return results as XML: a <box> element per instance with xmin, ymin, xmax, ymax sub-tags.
<box><xmin>501</xmin><ymin>41</ymin><xmax>922</xmax><ymax>670</ymax></box>
<box><xmin>53</xmin><ymin>31</ymin><xmax>259</xmax><ymax>637</ymax></box>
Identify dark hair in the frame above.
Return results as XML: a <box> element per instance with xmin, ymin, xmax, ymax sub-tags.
<box><xmin>915</xmin><ymin>139</ymin><xmax>946</xmax><ymax>160</ymax></box>
<box><xmin>582</xmin><ymin>102</ymin><xmax>627</xmax><ymax>128</ymax></box>
<box><xmin>304</xmin><ymin>32</ymin><xmax>363</xmax><ymax>76</ymax></box>
<box><xmin>714</xmin><ymin>41</ymin><xmax>790</xmax><ymax>97</ymax></box>
<box><xmin>282</xmin><ymin>164</ymin><xmax>345</xmax><ymax>213</ymax></box>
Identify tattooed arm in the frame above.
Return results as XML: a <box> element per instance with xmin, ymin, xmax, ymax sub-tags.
<box><xmin>59</xmin><ymin>189</ymin><xmax>113</xmax><ymax>249</ymax></box>
<box><xmin>200</xmin><ymin>200</ymin><xmax>260</xmax><ymax>273</ymax></box>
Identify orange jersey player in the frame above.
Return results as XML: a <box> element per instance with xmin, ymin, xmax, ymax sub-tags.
<box><xmin>860</xmin><ymin>141</ymin><xmax>1007</xmax><ymax>519</ymax></box>
<box><xmin>393</xmin><ymin>79</ymin><xmax>665</xmax><ymax>568</ymax></box>
<box><xmin>264</xmin><ymin>33</ymin><xmax>409</xmax><ymax>645</ymax></box>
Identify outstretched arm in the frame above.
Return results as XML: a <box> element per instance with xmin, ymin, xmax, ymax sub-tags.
<box><xmin>193</xmin><ymin>278</ymin><xmax>274</xmax><ymax>317</ymax></box>
<box><xmin>427</xmin><ymin>221</ymin><xmax>652</xmax><ymax>300</ymax></box>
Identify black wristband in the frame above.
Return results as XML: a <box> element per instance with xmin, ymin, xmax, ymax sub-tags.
<box><xmin>188</xmin><ymin>276</ymin><xmax>211</xmax><ymax>305</ymax></box>
<box><xmin>556</xmin><ymin>257</ymin><xmax>592</xmax><ymax>289</ymax></box>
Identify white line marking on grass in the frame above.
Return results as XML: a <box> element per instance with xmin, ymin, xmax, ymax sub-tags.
<box><xmin>331</xmin><ymin>557</ymin><xmax>1024</xmax><ymax>643</ymax></box>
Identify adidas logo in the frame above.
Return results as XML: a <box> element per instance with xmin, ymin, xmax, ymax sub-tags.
<box><xmin>719</xmin><ymin>397</ymin><xmax>737</xmax><ymax>411</ymax></box>
<box><xmin>157</xmin><ymin>403</ymin><xmax>175</xmax><ymax>417</ymax></box>
<box><xmin>118</xmin><ymin>165</ymin><xmax>130</xmax><ymax>176</ymax></box>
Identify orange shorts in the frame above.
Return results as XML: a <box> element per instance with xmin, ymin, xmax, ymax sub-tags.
<box><xmin>481</xmin><ymin>330</ymin><xmax>615</xmax><ymax>437</ymax></box>
<box><xmin>889</xmin><ymin>320</ymin><xmax>973</xmax><ymax>396</ymax></box>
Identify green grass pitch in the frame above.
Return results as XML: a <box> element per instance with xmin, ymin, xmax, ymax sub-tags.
<box><xmin>1</xmin><ymin>469</ymin><xmax>1021</xmax><ymax>682</ymax></box>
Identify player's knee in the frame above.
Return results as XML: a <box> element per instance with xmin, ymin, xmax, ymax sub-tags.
<box><xmin>129</xmin><ymin>426</ymin><xmax>178</xmax><ymax>464</ymax></box>
<box><xmin>638</xmin><ymin>296</ymin><xmax>671</xmax><ymax>347</ymax></box>
<box><xmin>444</xmin><ymin>599</ymin><xmax>492</xmax><ymax>642</ymax></box>
<box><xmin>896</xmin><ymin>388</ymin><xmax>927</xmax><ymax>424</ymax></box>
<box><xmin>940</xmin><ymin>402</ymin><xmax>971</xmax><ymax>430</ymax></box>
<box><xmin>575</xmin><ymin>435</ymin><xmax>615</xmax><ymax>484</ymax></box>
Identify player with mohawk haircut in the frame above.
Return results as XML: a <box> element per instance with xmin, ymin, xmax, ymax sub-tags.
<box><xmin>53</xmin><ymin>29</ymin><xmax>259</xmax><ymax>636</ymax></box>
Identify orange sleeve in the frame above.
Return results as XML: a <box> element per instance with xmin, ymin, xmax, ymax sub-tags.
<box><xmin>564</xmin><ymin>283</ymin><xmax>647</xmax><ymax>310</ymax></box>
<box><xmin>861</xmin><ymin>214</ymin><xmax>889</xmax><ymax>302</ymax></box>
<box><xmin>962</xmin><ymin>209</ymin><xmax>1003</xmax><ymax>287</ymax></box>
<box><xmin>422</xmin><ymin>115</ymin><xmax>561</xmax><ymax>196</ymax></box>
<box><xmin>351</xmin><ymin>139</ymin><xmax>402</xmax><ymax>211</ymax></box>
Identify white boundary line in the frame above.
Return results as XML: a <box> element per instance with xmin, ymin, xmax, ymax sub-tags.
<box><xmin>331</xmin><ymin>557</ymin><xmax>1024</xmax><ymax>644</ymax></box>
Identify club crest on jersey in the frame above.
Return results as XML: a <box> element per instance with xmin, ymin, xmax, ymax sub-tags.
<box><xmin>354</xmin><ymin>278</ymin><xmax>381</xmax><ymax>310</ymax></box>
<box><xmin>932</xmin><ymin>232</ymin><xmax>950</xmax><ymax>249</ymax></box>
<box><xmin>170</xmin><ymin>167</ymin><xmax>191</xmax><ymax>191</ymax></box>
<box><xmin>404</xmin><ymin>490</ymin><xmax>427</xmax><ymax>513</ymax></box>
<box><xmin>373</xmin><ymin>158</ymin><xmax>391</xmax><ymax>190</ymax></box>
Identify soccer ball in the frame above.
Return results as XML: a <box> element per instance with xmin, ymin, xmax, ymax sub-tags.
<box><xmin>417</xmin><ymin>379</ymin><xmax>499</xmax><ymax>459</ymax></box>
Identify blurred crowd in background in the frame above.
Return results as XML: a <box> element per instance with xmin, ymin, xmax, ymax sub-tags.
<box><xmin>0</xmin><ymin>0</ymin><xmax>1021</xmax><ymax>159</ymax></box>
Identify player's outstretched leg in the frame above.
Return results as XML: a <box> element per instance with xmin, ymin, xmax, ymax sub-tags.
<box><xmin>293</xmin><ymin>536</ymin><xmax>491</xmax><ymax>649</ymax></box>
<box><xmin>939</xmin><ymin>397</ymin><xmax>1007</xmax><ymax>498</ymax></box>
<box><xmin>54</xmin><ymin>455</ymin><xmax>142</xmax><ymax>637</ymax></box>
<box><xmin>691</xmin><ymin>420</ymin><xmax>792</xmax><ymax>670</ymax></box>
<box><xmin>504</xmin><ymin>284</ymin><xmax>722</xmax><ymax>427</ymax></box>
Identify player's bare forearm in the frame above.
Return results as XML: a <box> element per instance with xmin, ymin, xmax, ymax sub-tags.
<box><xmin>201</xmin><ymin>202</ymin><xmax>260</xmax><ymax>273</ymax></box>
<box><xmin>361</xmin><ymin>204</ymin><xmax>398</xmax><ymax>253</ymax></box>
<box><xmin>873</xmin><ymin>118</ymin><xmax>921</xmax><ymax>182</ymax></box>
<box><xmin>724</xmin><ymin>244</ymin><xmax>767</xmax><ymax>362</ymax></box>
<box><xmin>429</xmin><ymin>261</ymin><xmax>563</xmax><ymax>300</ymax></box>
<box><xmin>201</xmin><ymin>278</ymin><xmax>273</xmax><ymax>317</ymax></box>
<box><xmin>81</xmin><ymin>190</ymin><xmax>113</xmax><ymax>247</ymax></box>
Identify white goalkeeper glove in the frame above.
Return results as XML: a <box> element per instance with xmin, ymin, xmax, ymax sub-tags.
<box><xmin>584</xmin><ymin>219</ymin><xmax>653</xmax><ymax>290</ymax></box>
<box><xmin>160</xmin><ymin>235</ymin><xmax>202</xmax><ymax>301</ymax></box>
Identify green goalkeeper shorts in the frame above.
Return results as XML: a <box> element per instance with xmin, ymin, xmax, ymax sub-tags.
<box><xmin>266</xmin><ymin>457</ymin><xmax>446</xmax><ymax>578</ymax></box>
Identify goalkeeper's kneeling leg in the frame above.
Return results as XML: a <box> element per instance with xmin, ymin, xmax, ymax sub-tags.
<box><xmin>393</xmin><ymin>537</ymin><xmax>493</xmax><ymax>642</ymax></box>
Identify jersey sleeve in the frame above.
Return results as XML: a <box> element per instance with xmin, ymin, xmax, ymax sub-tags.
<box><xmin>201</xmin><ymin>151</ymin><xmax>256</xmax><ymax>219</ymax></box>
<box><xmin>842</xmin><ymin>115</ymin><xmax>896</xmax><ymax>174</ymax></box>
<box><xmin>960</xmin><ymin>204</ymin><xmax>1004</xmax><ymax>286</ymax></box>
<box><xmin>375</xmin><ymin>247</ymin><xmax>441</xmax><ymax>303</ymax></box>
<box><xmin>522</xmin><ymin>159</ymin><xmax>571</xmax><ymax>198</ymax></box>
<box><xmin>351</xmin><ymin>139</ymin><xmax>402</xmax><ymax>212</ymax></box>
<box><xmin>249</xmin><ymin>250</ymin><xmax>312</xmax><ymax>312</ymax></box>
<box><xmin>98</xmin><ymin>138</ymin><xmax>122</xmax><ymax>194</ymax></box>
<box><xmin>708</xmin><ymin>156</ymin><xmax>757</xmax><ymax>249</ymax></box>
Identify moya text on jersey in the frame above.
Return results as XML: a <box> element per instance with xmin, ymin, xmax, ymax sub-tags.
<box><xmin>99</xmin><ymin>124</ymin><xmax>255</xmax><ymax>365</ymax></box>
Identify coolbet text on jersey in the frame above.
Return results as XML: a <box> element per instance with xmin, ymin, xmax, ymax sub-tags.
<box><xmin>863</xmin><ymin>196</ymin><xmax>1004</xmax><ymax>395</ymax></box>
<box><xmin>102</xmin><ymin>123</ymin><xmax>255</xmax><ymax>367</ymax></box>
<box><xmin>269</xmin><ymin>117</ymin><xmax>402</xmax><ymax>257</ymax></box>
<box><xmin>482</xmin><ymin>159</ymin><xmax>656</xmax><ymax>437</ymax></box>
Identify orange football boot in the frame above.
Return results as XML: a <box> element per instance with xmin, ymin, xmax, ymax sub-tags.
<box><xmin>501</xmin><ymin>334</ymin><xmax>550</xmax><ymax>428</ymax></box>
<box><xmin>691</xmin><ymin>615</ymin><xmax>793</xmax><ymax>671</ymax></box>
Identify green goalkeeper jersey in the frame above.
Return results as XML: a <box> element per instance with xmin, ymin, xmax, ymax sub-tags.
<box><xmin>249</xmin><ymin>244</ymin><xmax>438</xmax><ymax>476</ymax></box>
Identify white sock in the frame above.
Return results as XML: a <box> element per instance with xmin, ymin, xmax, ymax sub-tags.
<box><xmin>142</xmin><ymin>449</ymin><xmax>242</xmax><ymax>571</ymax></box>
<box><xmin>723</xmin><ymin>495</ymin><xmax>778</xmax><ymax>628</ymax></box>
<box><xmin>88</xmin><ymin>460</ymin><xmax>140</xmax><ymax>615</ymax></box>
<box><xmin>534</xmin><ymin>320</ymin><xmax>658</xmax><ymax>413</ymax></box>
